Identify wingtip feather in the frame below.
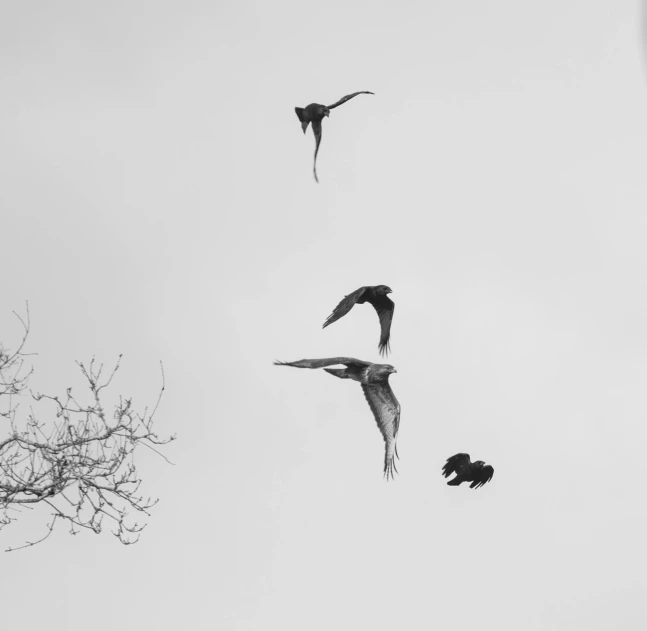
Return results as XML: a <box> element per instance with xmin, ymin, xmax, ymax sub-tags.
<box><xmin>378</xmin><ymin>339</ymin><xmax>391</xmax><ymax>357</ymax></box>
<box><xmin>383</xmin><ymin>453</ymin><xmax>398</xmax><ymax>481</ymax></box>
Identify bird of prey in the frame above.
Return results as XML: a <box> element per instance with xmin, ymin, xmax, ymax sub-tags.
<box><xmin>274</xmin><ymin>357</ymin><xmax>400</xmax><ymax>479</ymax></box>
<box><xmin>294</xmin><ymin>91</ymin><xmax>374</xmax><ymax>182</ymax></box>
<box><xmin>441</xmin><ymin>453</ymin><xmax>494</xmax><ymax>489</ymax></box>
<box><xmin>322</xmin><ymin>285</ymin><xmax>394</xmax><ymax>357</ymax></box>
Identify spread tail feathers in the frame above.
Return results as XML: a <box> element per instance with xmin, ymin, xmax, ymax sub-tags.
<box><xmin>384</xmin><ymin>445</ymin><xmax>398</xmax><ymax>481</ymax></box>
<box><xmin>447</xmin><ymin>478</ymin><xmax>463</xmax><ymax>486</ymax></box>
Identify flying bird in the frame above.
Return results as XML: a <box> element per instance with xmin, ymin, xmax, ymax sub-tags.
<box><xmin>322</xmin><ymin>285</ymin><xmax>394</xmax><ymax>357</ymax></box>
<box><xmin>294</xmin><ymin>91</ymin><xmax>374</xmax><ymax>182</ymax></box>
<box><xmin>274</xmin><ymin>357</ymin><xmax>400</xmax><ymax>479</ymax></box>
<box><xmin>442</xmin><ymin>453</ymin><xmax>494</xmax><ymax>489</ymax></box>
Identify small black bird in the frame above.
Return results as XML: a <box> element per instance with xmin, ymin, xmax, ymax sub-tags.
<box><xmin>322</xmin><ymin>285</ymin><xmax>394</xmax><ymax>356</ymax></box>
<box><xmin>294</xmin><ymin>91</ymin><xmax>374</xmax><ymax>182</ymax></box>
<box><xmin>274</xmin><ymin>356</ymin><xmax>400</xmax><ymax>479</ymax></box>
<box><xmin>442</xmin><ymin>453</ymin><xmax>494</xmax><ymax>489</ymax></box>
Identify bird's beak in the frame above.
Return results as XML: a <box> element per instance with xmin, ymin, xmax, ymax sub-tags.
<box><xmin>391</xmin><ymin>368</ymin><xmax>397</xmax><ymax>373</ymax></box>
<box><xmin>325</xmin><ymin>111</ymin><xmax>330</xmax><ymax>117</ymax></box>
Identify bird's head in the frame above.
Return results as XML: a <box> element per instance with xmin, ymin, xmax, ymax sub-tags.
<box><xmin>319</xmin><ymin>106</ymin><xmax>330</xmax><ymax>118</ymax></box>
<box><xmin>376</xmin><ymin>285</ymin><xmax>393</xmax><ymax>295</ymax></box>
<box><xmin>474</xmin><ymin>461</ymin><xmax>485</xmax><ymax>468</ymax></box>
<box><xmin>368</xmin><ymin>363</ymin><xmax>397</xmax><ymax>383</ymax></box>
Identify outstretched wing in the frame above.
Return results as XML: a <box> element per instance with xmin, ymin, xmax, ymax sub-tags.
<box><xmin>470</xmin><ymin>464</ymin><xmax>494</xmax><ymax>489</ymax></box>
<box><xmin>327</xmin><ymin>91</ymin><xmax>375</xmax><ymax>110</ymax></box>
<box><xmin>442</xmin><ymin>453</ymin><xmax>471</xmax><ymax>478</ymax></box>
<box><xmin>322</xmin><ymin>287</ymin><xmax>368</xmax><ymax>329</ymax></box>
<box><xmin>274</xmin><ymin>357</ymin><xmax>370</xmax><ymax>370</ymax></box>
<box><xmin>368</xmin><ymin>294</ymin><xmax>394</xmax><ymax>357</ymax></box>
<box><xmin>361</xmin><ymin>382</ymin><xmax>401</xmax><ymax>480</ymax></box>
<box><xmin>312</xmin><ymin>119</ymin><xmax>322</xmax><ymax>183</ymax></box>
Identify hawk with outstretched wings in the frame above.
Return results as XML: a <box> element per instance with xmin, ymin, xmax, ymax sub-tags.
<box><xmin>322</xmin><ymin>285</ymin><xmax>394</xmax><ymax>356</ymax></box>
<box><xmin>294</xmin><ymin>91</ymin><xmax>374</xmax><ymax>182</ymax></box>
<box><xmin>275</xmin><ymin>357</ymin><xmax>400</xmax><ymax>479</ymax></box>
<box><xmin>442</xmin><ymin>453</ymin><xmax>494</xmax><ymax>489</ymax></box>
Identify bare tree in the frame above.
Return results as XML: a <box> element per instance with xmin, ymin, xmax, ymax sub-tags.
<box><xmin>0</xmin><ymin>306</ymin><xmax>175</xmax><ymax>552</ymax></box>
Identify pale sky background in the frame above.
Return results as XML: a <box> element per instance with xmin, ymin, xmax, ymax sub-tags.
<box><xmin>1</xmin><ymin>1</ymin><xmax>647</xmax><ymax>629</ymax></box>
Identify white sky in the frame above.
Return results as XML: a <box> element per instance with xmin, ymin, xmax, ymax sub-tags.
<box><xmin>2</xmin><ymin>1</ymin><xmax>647</xmax><ymax>629</ymax></box>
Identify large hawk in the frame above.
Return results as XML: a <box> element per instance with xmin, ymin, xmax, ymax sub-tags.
<box><xmin>322</xmin><ymin>285</ymin><xmax>394</xmax><ymax>357</ymax></box>
<box><xmin>442</xmin><ymin>453</ymin><xmax>494</xmax><ymax>489</ymax></box>
<box><xmin>294</xmin><ymin>91</ymin><xmax>374</xmax><ymax>182</ymax></box>
<box><xmin>274</xmin><ymin>357</ymin><xmax>400</xmax><ymax>479</ymax></box>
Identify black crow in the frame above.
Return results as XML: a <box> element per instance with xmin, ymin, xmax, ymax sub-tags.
<box><xmin>442</xmin><ymin>453</ymin><xmax>494</xmax><ymax>489</ymax></box>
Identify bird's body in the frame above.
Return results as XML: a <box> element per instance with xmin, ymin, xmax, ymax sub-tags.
<box><xmin>294</xmin><ymin>91</ymin><xmax>374</xmax><ymax>182</ymax></box>
<box><xmin>295</xmin><ymin>103</ymin><xmax>328</xmax><ymax>134</ymax></box>
<box><xmin>274</xmin><ymin>357</ymin><xmax>400</xmax><ymax>479</ymax></box>
<box><xmin>442</xmin><ymin>453</ymin><xmax>494</xmax><ymax>489</ymax></box>
<box><xmin>322</xmin><ymin>285</ymin><xmax>394</xmax><ymax>356</ymax></box>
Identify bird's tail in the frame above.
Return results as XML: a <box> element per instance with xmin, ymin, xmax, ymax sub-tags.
<box><xmin>323</xmin><ymin>368</ymin><xmax>350</xmax><ymax>379</ymax></box>
<box><xmin>446</xmin><ymin>477</ymin><xmax>462</xmax><ymax>486</ymax></box>
<box><xmin>295</xmin><ymin>107</ymin><xmax>309</xmax><ymax>133</ymax></box>
<box><xmin>383</xmin><ymin>442</ymin><xmax>398</xmax><ymax>481</ymax></box>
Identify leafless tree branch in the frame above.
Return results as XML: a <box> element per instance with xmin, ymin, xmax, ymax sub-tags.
<box><xmin>1</xmin><ymin>306</ymin><xmax>175</xmax><ymax>551</ymax></box>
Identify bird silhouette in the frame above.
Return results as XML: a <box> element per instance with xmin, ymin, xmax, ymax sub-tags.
<box><xmin>294</xmin><ymin>91</ymin><xmax>374</xmax><ymax>182</ymax></box>
<box><xmin>275</xmin><ymin>356</ymin><xmax>400</xmax><ymax>479</ymax></box>
<box><xmin>442</xmin><ymin>453</ymin><xmax>494</xmax><ymax>489</ymax></box>
<box><xmin>322</xmin><ymin>285</ymin><xmax>394</xmax><ymax>356</ymax></box>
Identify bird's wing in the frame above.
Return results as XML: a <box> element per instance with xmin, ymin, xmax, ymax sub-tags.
<box><xmin>361</xmin><ymin>382</ymin><xmax>401</xmax><ymax>480</ymax></box>
<box><xmin>442</xmin><ymin>453</ymin><xmax>471</xmax><ymax>478</ymax></box>
<box><xmin>470</xmin><ymin>465</ymin><xmax>494</xmax><ymax>489</ymax></box>
<box><xmin>274</xmin><ymin>357</ymin><xmax>371</xmax><ymax>370</ymax></box>
<box><xmin>295</xmin><ymin>107</ymin><xmax>309</xmax><ymax>133</ymax></box>
<box><xmin>312</xmin><ymin>119</ymin><xmax>322</xmax><ymax>183</ymax></box>
<box><xmin>322</xmin><ymin>287</ymin><xmax>368</xmax><ymax>329</ymax></box>
<box><xmin>327</xmin><ymin>91</ymin><xmax>375</xmax><ymax>110</ymax></box>
<box><xmin>367</xmin><ymin>295</ymin><xmax>394</xmax><ymax>357</ymax></box>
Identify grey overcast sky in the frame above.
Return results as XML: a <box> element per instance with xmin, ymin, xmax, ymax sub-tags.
<box><xmin>2</xmin><ymin>1</ymin><xmax>647</xmax><ymax>629</ymax></box>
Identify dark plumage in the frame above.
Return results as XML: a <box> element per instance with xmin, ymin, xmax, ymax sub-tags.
<box><xmin>294</xmin><ymin>91</ymin><xmax>374</xmax><ymax>182</ymax></box>
<box><xmin>322</xmin><ymin>285</ymin><xmax>394</xmax><ymax>357</ymax></box>
<box><xmin>274</xmin><ymin>357</ymin><xmax>400</xmax><ymax>479</ymax></box>
<box><xmin>442</xmin><ymin>453</ymin><xmax>494</xmax><ymax>489</ymax></box>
